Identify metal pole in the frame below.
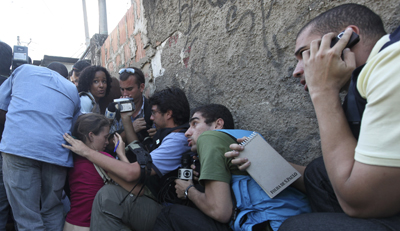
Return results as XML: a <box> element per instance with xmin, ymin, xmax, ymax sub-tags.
<box><xmin>82</xmin><ymin>0</ymin><xmax>90</xmax><ymax>47</ymax></box>
<box><xmin>98</xmin><ymin>0</ymin><xmax>108</xmax><ymax>35</ymax></box>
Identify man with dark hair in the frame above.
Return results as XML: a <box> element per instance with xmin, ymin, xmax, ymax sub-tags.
<box><xmin>47</xmin><ymin>62</ymin><xmax>69</xmax><ymax>79</ymax></box>
<box><xmin>229</xmin><ymin>3</ymin><xmax>400</xmax><ymax>230</ymax></box>
<box><xmin>0</xmin><ymin>41</ymin><xmax>12</xmax><ymax>85</ymax></box>
<box><xmin>154</xmin><ymin>104</ymin><xmax>310</xmax><ymax>231</ymax></box>
<box><xmin>110</xmin><ymin>67</ymin><xmax>154</xmax><ymax>144</ymax></box>
<box><xmin>0</xmin><ymin>41</ymin><xmax>12</xmax><ymax>231</ymax></box>
<box><xmin>62</xmin><ymin>87</ymin><xmax>192</xmax><ymax>231</ymax></box>
<box><xmin>190</xmin><ymin>104</ymin><xmax>235</xmax><ymax>130</ymax></box>
<box><xmin>0</xmin><ymin>41</ymin><xmax>12</xmax><ymax>139</ymax></box>
<box><xmin>154</xmin><ymin>103</ymin><xmax>235</xmax><ymax>230</ymax></box>
<box><xmin>0</xmin><ymin>64</ymin><xmax>81</xmax><ymax>230</ymax></box>
<box><xmin>148</xmin><ymin>87</ymin><xmax>190</xmax><ymax>128</ymax></box>
<box><xmin>70</xmin><ymin>60</ymin><xmax>91</xmax><ymax>87</ymax></box>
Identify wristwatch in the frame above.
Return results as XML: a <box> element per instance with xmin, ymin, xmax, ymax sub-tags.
<box><xmin>184</xmin><ymin>184</ymin><xmax>195</xmax><ymax>199</ymax></box>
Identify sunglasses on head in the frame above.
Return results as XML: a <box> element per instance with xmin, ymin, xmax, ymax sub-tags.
<box><xmin>119</xmin><ymin>68</ymin><xmax>136</xmax><ymax>75</ymax></box>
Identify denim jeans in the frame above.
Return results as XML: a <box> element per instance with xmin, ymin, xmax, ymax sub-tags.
<box><xmin>279</xmin><ymin>157</ymin><xmax>400</xmax><ymax>231</ymax></box>
<box><xmin>0</xmin><ymin>154</ymin><xmax>10</xmax><ymax>231</ymax></box>
<box><xmin>2</xmin><ymin>153</ymin><xmax>66</xmax><ymax>231</ymax></box>
<box><xmin>90</xmin><ymin>184</ymin><xmax>162</xmax><ymax>231</ymax></box>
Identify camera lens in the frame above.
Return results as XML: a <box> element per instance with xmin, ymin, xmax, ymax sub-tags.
<box><xmin>183</xmin><ymin>170</ymin><xmax>191</xmax><ymax>178</ymax></box>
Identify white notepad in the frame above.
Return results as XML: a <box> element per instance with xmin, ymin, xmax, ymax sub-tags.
<box><xmin>238</xmin><ymin>132</ymin><xmax>300</xmax><ymax>198</ymax></box>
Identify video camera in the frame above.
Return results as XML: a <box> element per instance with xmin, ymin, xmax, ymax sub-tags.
<box><xmin>114</xmin><ymin>98</ymin><xmax>135</xmax><ymax>112</ymax></box>
<box><xmin>105</xmin><ymin>98</ymin><xmax>135</xmax><ymax>121</ymax></box>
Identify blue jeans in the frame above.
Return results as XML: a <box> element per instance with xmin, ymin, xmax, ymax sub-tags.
<box><xmin>279</xmin><ymin>157</ymin><xmax>400</xmax><ymax>231</ymax></box>
<box><xmin>2</xmin><ymin>153</ymin><xmax>66</xmax><ymax>231</ymax></box>
<box><xmin>0</xmin><ymin>154</ymin><xmax>10</xmax><ymax>231</ymax></box>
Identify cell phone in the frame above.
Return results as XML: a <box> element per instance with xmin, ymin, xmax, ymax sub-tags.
<box><xmin>330</xmin><ymin>31</ymin><xmax>360</xmax><ymax>48</ymax></box>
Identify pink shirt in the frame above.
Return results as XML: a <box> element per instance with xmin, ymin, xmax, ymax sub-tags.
<box><xmin>65</xmin><ymin>151</ymin><xmax>114</xmax><ymax>227</ymax></box>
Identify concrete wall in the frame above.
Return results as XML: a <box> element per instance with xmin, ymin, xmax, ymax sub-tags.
<box><xmin>101</xmin><ymin>0</ymin><xmax>400</xmax><ymax>165</ymax></box>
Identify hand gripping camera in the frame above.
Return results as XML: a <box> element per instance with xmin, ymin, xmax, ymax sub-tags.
<box><xmin>178</xmin><ymin>152</ymin><xmax>193</xmax><ymax>180</ymax></box>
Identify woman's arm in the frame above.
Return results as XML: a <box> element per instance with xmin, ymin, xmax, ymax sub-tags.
<box><xmin>63</xmin><ymin>133</ymin><xmax>141</xmax><ymax>183</ymax></box>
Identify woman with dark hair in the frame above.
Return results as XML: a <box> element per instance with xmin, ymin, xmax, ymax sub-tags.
<box><xmin>63</xmin><ymin>113</ymin><xmax>122</xmax><ymax>231</ymax></box>
<box><xmin>77</xmin><ymin>66</ymin><xmax>112</xmax><ymax>114</ymax></box>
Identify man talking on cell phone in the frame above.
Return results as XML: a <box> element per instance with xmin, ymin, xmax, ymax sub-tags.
<box><xmin>227</xmin><ymin>3</ymin><xmax>400</xmax><ymax>231</ymax></box>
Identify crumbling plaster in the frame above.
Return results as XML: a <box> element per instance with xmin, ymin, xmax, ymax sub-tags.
<box><xmin>102</xmin><ymin>0</ymin><xmax>400</xmax><ymax>165</ymax></box>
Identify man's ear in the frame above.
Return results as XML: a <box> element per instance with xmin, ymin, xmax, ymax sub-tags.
<box><xmin>346</xmin><ymin>25</ymin><xmax>360</xmax><ymax>36</ymax></box>
<box><xmin>139</xmin><ymin>83</ymin><xmax>145</xmax><ymax>93</ymax></box>
<box><xmin>165</xmin><ymin>109</ymin><xmax>173</xmax><ymax>120</ymax></box>
<box><xmin>214</xmin><ymin>118</ymin><xmax>225</xmax><ymax>129</ymax></box>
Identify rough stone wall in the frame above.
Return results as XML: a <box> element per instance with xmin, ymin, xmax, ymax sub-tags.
<box><xmin>101</xmin><ymin>0</ymin><xmax>400</xmax><ymax>165</ymax></box>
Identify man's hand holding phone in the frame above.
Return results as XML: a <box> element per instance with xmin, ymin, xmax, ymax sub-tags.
<box><xmin>302</xmin><ymin>28</ymin><xmax>357</xmax><ymax>95</ymax></box>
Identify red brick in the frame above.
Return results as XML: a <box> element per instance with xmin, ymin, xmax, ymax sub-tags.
<box><xmin>135</xmin><ymin>0</ymin><xmax>141</xmax><ymax>17</ymax></box>
<box><xmin>119</xmin><ymin>15</ymin><xmax>127</xmax><ymax>45</ymax></box>
<box><xmin>135</xmin><ymin>33</ymin><xmax>145</xmax><ymax>62</ymax></box>
<box><xmin>127</xmin><ymin>5</ymin><xmax>135</xmax><ymax>37</ymax></box>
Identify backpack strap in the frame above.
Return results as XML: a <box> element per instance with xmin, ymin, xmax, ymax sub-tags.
<box><xmin>150</xmin><ymin>123</ymin><xmax>190</xmax><ymax>151</ymax></box>
<box><xmin>79</xmin><ymin>91</ymin><xmax>98</xmax><ymax>113</ymax></box>
<box><xmin>93</xmin><ymin>163</ymin><xmax>112</xmax><ymax>184</ymax></box>
<box><xmin>135</xmin><ymin>97</ymin><xmax>154</xmax><ymax>143</ymax></box>
<box><xmin>216</xmin><ymin>129</ymin><xmax>256</xmax><ymax>224</ymax></box>
<box><xmin>217</xmin><ymin>129</ymin><xmax>255</xmax><ymax>141</ymax></box>
<box><xmin>342</xmin><ymin>65</ymin><xmax>366</xmax><ymax>140</ymax></box>
<box><xmin>143</xmin><ymin>97</ymin><xmax>153</xmax><ymax>129</ymax></box>
<box><xmin>343</xmin><ymin>27</ymin><xmax>400</xmax><ymax>140</ymax></box>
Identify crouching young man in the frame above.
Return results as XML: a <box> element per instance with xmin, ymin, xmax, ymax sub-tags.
<box><xmin>153</xmin><ymin>104</ymin><xmax>310</xmax><ymax>231</ymax></box>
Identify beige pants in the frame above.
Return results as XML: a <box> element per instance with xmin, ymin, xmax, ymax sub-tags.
<box><xmin>63</xmin><ymin>221</ymin><xmax>90</xmax><ymax>231</ymax></box>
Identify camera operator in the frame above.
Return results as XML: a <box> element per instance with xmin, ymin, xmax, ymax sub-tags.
<box><xmin>107</xmin><ymin>67</ymin><xmax>155</xmax><ymax>146</ymax></box>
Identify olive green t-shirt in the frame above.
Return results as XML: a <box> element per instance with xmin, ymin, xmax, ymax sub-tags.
<box><xmin>197</xmin><ymin>130</ymin><xmax>248</xmax><ymax>186</ymax></box>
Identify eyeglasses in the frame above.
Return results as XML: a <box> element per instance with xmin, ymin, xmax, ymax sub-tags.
<box><xmin>151</xmin><ymin>110</ymin><xmax>162</xmax><ymax>116</ymax></box>
<box><xmin>119</xmin><ymin>68</ymin><xmax>136</xmax><ymax>75</ymax></box>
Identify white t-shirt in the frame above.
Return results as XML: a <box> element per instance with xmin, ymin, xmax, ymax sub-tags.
<box><xmin>355</xmin><ymin>34</ymin><xmax>400</xmax><ymax>167</ymax></box>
